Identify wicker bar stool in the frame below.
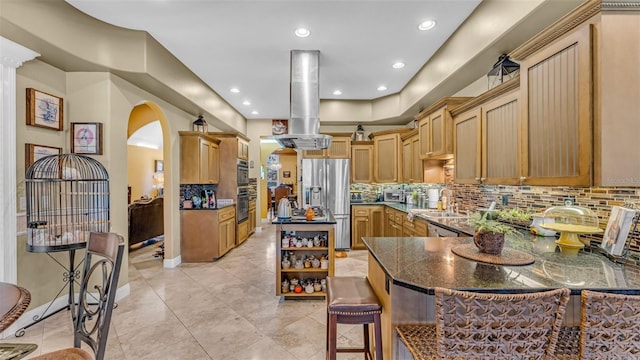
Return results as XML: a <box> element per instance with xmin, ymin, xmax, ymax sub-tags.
<box><xmin>396</xmin><ymin>287</ymin><xmax>571</xmax><ymax>360</ymax></box>
<box><xmin>556</xmin><ymin>290</ymin><xmax>640</xmax><ymax>360</ymax></box>
<box><xmin>326</xmin><ymin>276</ymin><xmax>382</xmax><ymax>360</ymax></box>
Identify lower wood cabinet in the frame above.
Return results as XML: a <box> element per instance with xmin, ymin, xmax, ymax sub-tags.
<box><xmin>180</xmin><ymin>206</ymin><xmax>236</xmax><ymax>261</ymax></box>
<box><xmin>384</xmin><ymin>207</ymin><xmax>404</xmax><ymax>237</ymax></box>
<box><xmin>351</xmin><ymin>205</ymin><xmax>384</xmax><ymax>250</ymax></box>
<box><xmin>237</xmin><ymin>220</ymin><xmax>249</xmax><ymax>245</ymax></box>
<box><xmin>248</xmin><ymin>200</ymin><xmax>256</xmax><ymax>235</ymax></box>
<box><xmin>403</xmin><ymin>216</ymin><xmax>428</xmax><ymax>237</ymax></box>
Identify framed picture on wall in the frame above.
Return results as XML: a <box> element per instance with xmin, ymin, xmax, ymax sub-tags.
<box><xmin>26</xmin><ymin>88</ymin><xmax>64</xmax><ymax>131</ymax></box>
<box><xmin>283</xmin><ymin>171</ymin><xmax>291</xmax><ymax>178</ymax></box>
<box><xmin>272</xmin><ymin>119</ymin><xmax>288</xmax><ymax>135</ymax></box>
<box><xmin>71</xmin><ymin>122</ymin><xmax>103</xmax><ymax>155</ymax></box>
<box><xmin>155</xmin><ymin>160</ymin><xmax>164</xmax><ymax>172</ymax></box>
<box><xmin>25</xmin><ymin>143</ymin><xmax>62</xmax><ymax>172</ymax></box>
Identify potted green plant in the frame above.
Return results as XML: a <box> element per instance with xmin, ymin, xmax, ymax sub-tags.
<box><xmin>497</xmin><ymin>208</ymin><xmax>533</xmax><ymax>227</ymax></box>
<box><xmin>470</xmin><ymin>212</ymin><xmax>520</xmax><ymax>255</ymax></box>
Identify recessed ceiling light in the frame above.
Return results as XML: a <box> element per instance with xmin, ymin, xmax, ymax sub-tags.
<box><xmin>418</xmin><ymin>20</ymin><xmax>436</xmax><ymax>31</ymax></box>
<box><xmin>377</xmin><ymin>85</ymin><xmax>387</xmax><ymax>91</ymax></box>
<box><xmin>392</xmin><ymin>62</ymin><xmax>405</xmax><ymax>69</ymax></box>
<box><xmin>333</xmin><ymin>90</ymin><xmax>342</xmax><ymax>96</ymax></box>
<box><xmin>251</xmin><ymin>110</ymin><xmax>259</xmax><ymax>115</ymax></box>
<box><xmin>242</xmin><ymin>100</ymin><xmax>251</xmax><ymax>106</ymax></box>
<box><xmin>230</xmin><ymin>87</ymin><xmax>240</xmax><ymax>93</ymax></box>
<box><xmin>294</xmin><ymin>27</ymin><xmax>310</xmax><ymax>38</ymax></box>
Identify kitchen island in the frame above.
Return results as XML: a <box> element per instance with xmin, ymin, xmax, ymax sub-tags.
<box><xmin>363</xmin><ymin>234</ymin><xmax>640</xmax><ymax>360</ymax></box>
<box><xmin>273</xmin><ymin>212</ymin><xmax>336</xmax><ymax>299</ymax></box>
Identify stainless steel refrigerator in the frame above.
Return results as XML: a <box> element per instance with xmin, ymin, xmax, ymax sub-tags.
<box><xmin>302</xmin><ymin>158</ymin><xmax>350</xmax><ymax>250</ymax></box>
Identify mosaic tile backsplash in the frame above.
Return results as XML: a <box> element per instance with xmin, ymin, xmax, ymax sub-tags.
<box><xmin>352</xmin><ymin>182</ymin><xmax>640</xmax><ymax>262</ymax></box>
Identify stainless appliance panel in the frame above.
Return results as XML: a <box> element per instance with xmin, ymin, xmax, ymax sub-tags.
<box><xmin>237</xmin><ymin>159</ymin><xmax>249</xmax><ymax>186</ymax></box>
<box><xmin>334</xmin><ymin>215</ymin><xmax>351</xmax><ymax>250</ymax></box>
<box><xmin>302</xmin><ymin>159</ymin><xmax>326</xmax><ymax>208</ymax></box>
<box><xmin>302</xmin><ymin>158</ymin><xmax>351</xmax><ymax>250</ymax></box>
<box><xmin>326</xmin><ymin>159</ymin><xmax>350</xmax><ymax>215</ymax></box>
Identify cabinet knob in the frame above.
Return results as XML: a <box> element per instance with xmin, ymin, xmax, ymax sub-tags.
<box><xmin>519</xmin><ymin>176</ymin><xmax>527</xmax><ymax>185</ymax></box>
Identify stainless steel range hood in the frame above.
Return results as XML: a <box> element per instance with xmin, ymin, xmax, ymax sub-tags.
<box><xmin>275</xmin><ymin>50</ymin><xmax>332</xmax><ymax>150</ymax></box>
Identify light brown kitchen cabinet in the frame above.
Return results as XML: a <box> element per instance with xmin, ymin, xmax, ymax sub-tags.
<box><xmin>179</xmin><ymin>132</ymin><xmax>220</xmax><ymax>184</ymax></box>
<box><xmin>371</xmin><ymin>129</ymin><xmax>411</xmax><ymax>183</ymax></box>
<box><xmin>351</xmin><ymin>142</ymin><xmax>374</xmax><ymax>183</ymax></box>
<box><xmin>351</xmin><ymin>205</ymin><xmax>384</xmax><ymax>250</ymax></box>
<box><xmin>417</xmin><ymin>98</ymin><xmax>471</xmax><ymax>160</ymax></box>
<box><xmin>401</xmin><ymin>130</ymin><xmax>422</xmax><ymax>183</ymax></box>
<box><xmin>248</xmin><ymin>200</ymin><xmax>256</xmax><ymax>235</ymax></box>
<box><xmin>512</xmin><ymin>0</ymin><xmax>640</xmax><ymax>186</ymax></box>
<box><xmin>302</xmin><ymin>133</ymin><xmax>351</xmax><ymax>159</ymax></box>
<box><xmin>237</xmin><ymin>220</ymin><xmax>249</xmax><ymax>245</ymax></box>
<box><xmin>452</xmin><ymin>82</ymin><xmax>521</xmax><ymax>185</ymax></box>
<box><xmin>237</xmin><ymin>138</ymin><xmax>249</xmax><ymax>160</ymax></box>
<box><xmin>180</xmin><ymin>206</ymin><xmax>236</xmax><ymax>261</ymax></box>
<box><xmin>384</xmin><ymin>207</ymin><xmax>404</xmax><ymax>237</ymax></box>
<box><xmin>403</xmin><ymin>216</ymin><xmax>428</xmax><ymax>237</ymax></box>
<box><xmin>514</xmin><ymin>26</ymin><xmax>591</xmax><ymax>187</ymax></box>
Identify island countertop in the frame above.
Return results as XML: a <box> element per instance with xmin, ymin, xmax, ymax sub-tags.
<box><xmin>363</xmin><ymin>235</ymin><xmax>640</xmax><ymax>296</ymax></box>
<box><xmin>272</xmin><ymin>210</ymin><xmax>336</xmax><ymax>225</ymax></box>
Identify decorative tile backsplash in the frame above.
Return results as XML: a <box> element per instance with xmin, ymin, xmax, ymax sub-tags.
<box><xmin>352</xmin><ymin>182</ymin><xmax>640</xmax><ymax>263</ymax></box>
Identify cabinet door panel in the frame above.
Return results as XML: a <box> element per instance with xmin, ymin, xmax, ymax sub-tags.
<box><xmin>199</xmin><ymin>140</ymin><xmax>210</xmax><ymax>183</ymax></box>
<box><xmin>375</xmin><ymin>135</ymin><xmax>398</xmax><ymax>182</ymax></box>
<box><xmin>430</xmin><ymin>112</ymin><xmax>444</xmax><ymax>155</ymax></box>
<box><xmin>454</xmin><ymin>109</ymin><xmax>481</xmax><ymax>184</ymax></box>
<box><xmin>351</xmin><ymin>145</ymin><xmax>373</xmax><ymax>183</ymax></box>
<box><xmin>402</xmin><ymin>139</ymin><xmax>412</xmax><ymax>182</ymax></box>
<box><xmin>418</xmin><ymin>117</ymin><xmax>431</xmax><ymax>158</ymax></box>
<box><xmin>411</xmin><ymin>138</ymin><xmax>422</xmax><ymax>183</ymax></box>
<box><xmin>520</xmin><ymin>26</ymin><xmax>591</xmax><ymax>186</ymax></box>
<box><xmin>483</xmin><ymin>96</ymin><xmax>519</xmax><ymax>184</ymax></box>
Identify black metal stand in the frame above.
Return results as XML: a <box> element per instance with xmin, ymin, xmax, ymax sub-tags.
<box><xmin>15</xmin><ymin>248</ymin><xmax>84</xmax><ymax>337</ymax></box>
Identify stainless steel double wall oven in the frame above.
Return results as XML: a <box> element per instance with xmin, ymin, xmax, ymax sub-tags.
<box><xmin>236</xmin><ymin>159</ymin><xmax>249</xmax><ymax>223</ymax></box>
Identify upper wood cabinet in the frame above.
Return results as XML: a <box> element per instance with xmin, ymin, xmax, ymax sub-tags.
<box><xmin>237</xmin><ymin>139</ymin><xmax>249</xmax><ymax>160</ymax></box>
<box><xmin>452</xmin><ymin>81</ymin><xmax>521</xmax><ymax>185</ymax></box>
<box><xmin>513</xmin><ymin>26</ymin><xmax>592</xmax><ymax>187</ymax></box>
<box><xmin>351</xmin><ymin>142</ymin><xmax>374</xmax><ymax>183</ymax></box>
<box><xmin>508</xmin><ymin>0</ymin><xmax>640</xmax><ymax>186</ymax></box>
<box><xmin>302</xmin><ymin>133</ymin><xmax>351</xmax><ymax>158</ymax></box>
<box><xmin>179</xmin><ymin>131</ymin><xmax>220</xmax><ymax>184</ymax></box>
<box><xmin>416</xmin><ymin>97</ymin><xmax>471</xmax><ymax>160</ymax></box>
<box><xmin>401</xmin><ymin>130</ymin><xmax>422</xmax><ymax>183</ymax></box>
<box><xmin>371</xmin><ymin>129</ymin><xmax>411</xmax><ymax>183</ymax></box>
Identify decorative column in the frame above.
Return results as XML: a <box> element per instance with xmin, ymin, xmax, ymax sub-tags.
<box><xmin>0</xmin><ymin>37</ymin><xmax>39</xmax><ymax>283</ymax></box>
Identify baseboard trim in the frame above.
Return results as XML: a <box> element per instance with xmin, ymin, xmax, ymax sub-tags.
<box><xmin>163</xmin><ymin>255</ymin><xmax>181</xmax><ymax>268</ymax></box>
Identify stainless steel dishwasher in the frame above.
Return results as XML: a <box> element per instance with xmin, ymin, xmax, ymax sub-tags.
<box><xmin>427</xmin><ymin>223</ymin><xmax>460</xmax><ymax>237</ymax></box>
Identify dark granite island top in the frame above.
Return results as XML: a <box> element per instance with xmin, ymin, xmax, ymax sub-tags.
<box><xmin>363</xmin><ymin>235</ymin><xmax>640</xmax><ymax>359</ymax></box>
<box><xmin>363</xmin><ymin>235</ymin><xmax>640</xmax><ymax>296</ymax></box>
<box><xmin>272</xmin><ymin>210</ymin><xmax>337</xmax><ymax>225</ymax></box>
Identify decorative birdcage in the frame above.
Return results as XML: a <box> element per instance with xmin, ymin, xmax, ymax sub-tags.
<box><xmin>25</xmin><ymin>154</ymin><xmax>110</xmax><ymax>252</ymax></box>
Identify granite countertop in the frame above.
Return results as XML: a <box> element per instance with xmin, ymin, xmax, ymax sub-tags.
<box><xmin>272</xmin><ymin>210</ymin><xmax>337</xmax><ymax>225</ymax></box>
<box><xmin>180</xmin><ymin>203</ymin><xmax>236</xmax><ymax>211</ymax></box>
<box><xmin>363</xmin><ymin>234</ymin><xmax>640</xmax><ymax>295</ymax></box>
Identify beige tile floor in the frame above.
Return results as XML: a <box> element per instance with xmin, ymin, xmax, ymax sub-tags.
<box><xmin>1</xmin><ymin>223</ymin><xmax>370</xmax><ymax>359</ymax></box>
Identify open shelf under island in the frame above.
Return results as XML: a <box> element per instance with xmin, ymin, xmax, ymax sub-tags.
<box><xmin>273</xmin><ymin>212</ymin><xmax>336</xmax><ymax>299</ymax></box>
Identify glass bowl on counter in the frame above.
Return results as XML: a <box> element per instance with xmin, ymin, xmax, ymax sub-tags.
<box><xmin>539</xmin><ymin>205</ymin><xmax>603</xmax><ymax>255</ymax></box>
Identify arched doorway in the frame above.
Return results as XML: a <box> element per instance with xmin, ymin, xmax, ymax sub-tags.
<box><xmin>126</xmin><ymin>102</ymin><xmax>175</xmax><ymax>266</ymax></box>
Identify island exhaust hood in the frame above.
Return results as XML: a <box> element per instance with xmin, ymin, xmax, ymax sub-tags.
<box><xmin>275</xmin><ymin>50</ymin><xmax>332</xmax><ymax>150</ymax></box>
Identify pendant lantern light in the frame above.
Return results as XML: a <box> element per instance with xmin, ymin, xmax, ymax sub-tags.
<box><xmin>487</xmin><ymin>54</ymin><xmax>520</xmax><ymax>90</ymax></box>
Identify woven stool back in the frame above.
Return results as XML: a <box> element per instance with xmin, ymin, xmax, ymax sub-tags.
<box><xmin>581</xmin><ymin>290</ymin><xmax>640</xmax><ymax>359</ymax></box>
<box><xmin>435</xmin><ymin>287</ymin><xmax>570</xmax><ymax>360</ymax></box>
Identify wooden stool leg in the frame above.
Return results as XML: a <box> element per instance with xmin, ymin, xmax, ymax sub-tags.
<box><xmin>328</xmin><ymin>313</ymin><xmax>338</xmax><ymax>360</ymax></box>
<box><xmin>373</xmin><ymin>313</ymin><xmax>383</xmax><ymax>360</ymax></box>
<box><xmin>363</xmin><ymin>323</ymin><xmax>371</xmax><ymax>359</ymax></box>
